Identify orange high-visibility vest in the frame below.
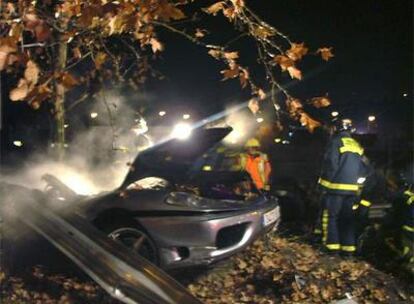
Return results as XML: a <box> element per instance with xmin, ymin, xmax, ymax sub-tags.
<box><xmin>240</xmin><ymin>153</ymin><xmax>271</xmax><ymax>190</ymax></box>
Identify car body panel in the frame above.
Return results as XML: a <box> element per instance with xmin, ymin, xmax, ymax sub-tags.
<box><xmin>42</xmin><ymin>127</ymin><xmax>280</xmax><ymax>269</ymax></box>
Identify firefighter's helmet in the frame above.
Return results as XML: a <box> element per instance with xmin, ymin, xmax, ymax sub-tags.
<box><xmin>245</xmin><ymin>138</ymin><xmax>261</xmax><ymax>148</ymax></box>
<box><xmin>334</xmin><ymin>118</ymin><xmax>355</xmax><ymax>133</ymax></box>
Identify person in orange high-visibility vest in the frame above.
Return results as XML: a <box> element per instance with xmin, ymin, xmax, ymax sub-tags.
<box><xmin>240</xmin><ymin>138</ymin><xmax>272</xmax><ymax>191</ymax></box>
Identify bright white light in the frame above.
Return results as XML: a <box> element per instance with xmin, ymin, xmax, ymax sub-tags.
<box><xmin>282</xmin><ymin>140</ymin><xmax>290</xmax><ymax>145</ymax></box>
<box><xmin>171</xmin><ymin>123</ymin><xmax>192</xmax><ymax>140</ymax></box>
<box><xmin>64</xmin><ymin>124</ymin><xmax>69</xmax><ymax>128</ymax></box>
<box><xmin>256</xmin><ymin>117</ymin><xmax>264</xmax><ymax>123</ymax></box>
<box><xmin>368</xmin><ymin>116</ymin><xmax>376</xmax><ymax>122</ymax></box>
<box><xmin>274</xmin><ymin>138</ymin><xmax>282</xmax><ymax>143</ymax></box>
<box><xmin>331</xmin><ymin>111</ymin><xmax>339</xmax><ymax>117</ymax></box>
<box><xmin>224</xmin><ymin>129</ymin><xmax>243</xmax><ymax>145</ymax></box>
<box><xmin>357</xmin><ymin>177</ymin><xmax>366</xmax><ymax>184</ymax></box>
<box><xmin>13</xmin><ymin>140</ymin><xmax>23</xmax><ymax>147</ymax></box>
<box><xmin>159</xmin><ymin>111</ymin><xmax>166</xmax><ymax>117</ymax></box>
<box><xmin>132</xmin><ymin>118</ymin><xmax>148</xmax><ymax>135</ymax></box>
<box><xmin>90</xmin><ymin>112</ymin><xmax>98</xmax><ymax>119</ymax></box>
<box><xmin>183</xmin><ymin>114</ymin><xmax>191</xmax><ymax>120</ymax></box>
<box><xmin>403</xmin><ymin>93</ymin><xmax>408</xmax><ymax>97</ymax></box>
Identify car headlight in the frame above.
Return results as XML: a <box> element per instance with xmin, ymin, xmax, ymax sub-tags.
<box><xmin>165</xmin><ymin>192</ymin><xmax>202</xmax><ymax>208</ymax></box>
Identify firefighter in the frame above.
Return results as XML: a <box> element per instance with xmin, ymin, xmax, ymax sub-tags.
<box><xmin>240</xmin><ymin>138</ymin><xmax>272</xmax><ymax>192</ymax></box>
<box><xmin>385</xmin><ymin>166</ymin><xmax>414</xmax><ymax>271</ymax></box>
<box><xmin>318</xmin><ymin>119</ymin><xmax>365</xmax><ymax>255</ymax></box>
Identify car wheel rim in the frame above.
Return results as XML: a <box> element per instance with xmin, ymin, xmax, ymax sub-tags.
<box><xmin>108</xmin><ymin>228</ymin><xmax>157</xmax><ymax>264</ymax></box>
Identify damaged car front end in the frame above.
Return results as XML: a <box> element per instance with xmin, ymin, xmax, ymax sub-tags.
<box><xmin>44</xmin><ymin>127</ymin><xmax>280</xmax><ymax>269</ymax></box>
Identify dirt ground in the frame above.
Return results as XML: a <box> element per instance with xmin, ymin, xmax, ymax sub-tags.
<box><xmin>1</xmin><ymin>231</ymin><xmax>413</xmax><ymax>304</ymax></box>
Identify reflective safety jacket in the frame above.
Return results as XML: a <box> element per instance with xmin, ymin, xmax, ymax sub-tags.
<box><xmin>240</xmin><ymin>153</ymin><xmax>271</xmax><ymax>190</ymax></box>
<box><xmin>318</xmin><ymin>131</ymin><xmax>365</xmax><ymax>195</ymax></box>
<box><xmin>401</xmin><ymin>190</ymin><xmax>414</xmax><ymax>236</ymax></box>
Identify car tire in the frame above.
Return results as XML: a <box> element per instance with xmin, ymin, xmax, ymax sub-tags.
<box><xmin>101</xmin><ymin>219</ymin><xmax>159</xmax><ymax>265</ymax></box>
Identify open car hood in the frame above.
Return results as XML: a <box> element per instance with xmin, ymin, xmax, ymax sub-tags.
<box><xmin>120</xmin><ymin>127</ymin><xmax>232</xmax><ymax>188</ymax></box>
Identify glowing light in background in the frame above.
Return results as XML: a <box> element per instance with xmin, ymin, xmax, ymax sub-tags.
<box><xmin>132</xmin><ymin>118</ymin><xmax>148</xmax><ymax>135</ymax></box>
<box><xmin>183</xmin><ymin>114</ymin><xmax>191</xmax><ymax>120</ymax></box>
<box><xmin>171</xmin><ymin>123</ymin><xmax>192</xmax><ymax>140</ymax></box>
<box><xmin>256</xmin><ymin>117</ymin><xmax>264</xmax><ymax>123</ymax></box>
<box><xmin>368</xmin><ymin>115</ymin><xmax>376</xmax><ymax>122</ymax></box>
<box><xmin>274</xmin><ymin>138</ymin><xmax>282</xmax><ymax>143</ymax></box>
<box><xmin>64</xmin><ymin>124</ymin><xmax>69</xmax><ymax>128</ymax></box>
<box><xmin>159</xmin><ymin>111</ymin><xmax>166</xmax><ymax>116</ymax></box>
<box><xmin>225</xmin><ymin>129</ymin><xmax>243</xmax><ymax>144</ymax></box>
<box><xmin>403</xmin><ymin>93</ymin><xmax>408</xmax><ymax>97</ymax></box>
<box><xmin>90</xmin><ymin>112</ymin><xmax>98</xmax><ymax>119</ymax></box>
<box><xmin>331</xmin><ymin>111</ymin><xmax>339</xmax><ymax>117</ymax></box>
<box><xmin>13</xmin><ymin>140</ymin><xmax>23</xmax><ymax>147</ymax></box>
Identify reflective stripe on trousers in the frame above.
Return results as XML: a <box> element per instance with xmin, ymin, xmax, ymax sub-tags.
<box><xmin>321</xmin><ymin>194</ymin><xmax>357</xmax><ymax>252</ymax></box>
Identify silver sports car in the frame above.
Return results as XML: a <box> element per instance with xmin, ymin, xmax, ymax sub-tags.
<box><xmin>45</xmin><ymin>127</ymin><xmax>280</xmax><ymax>269</ymax></box>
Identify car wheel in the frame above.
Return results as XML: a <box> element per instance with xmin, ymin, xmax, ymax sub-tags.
<box><xmin>105</xmin><ymin>221</ymin><xmax>159</xmax><ymax>265</ymax></box>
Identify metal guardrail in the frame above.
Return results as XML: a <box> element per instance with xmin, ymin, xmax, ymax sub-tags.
<box><xmin>0</xmin><ymin>183</ymin><xmax>202</xmax><ymax>304</ymax></box>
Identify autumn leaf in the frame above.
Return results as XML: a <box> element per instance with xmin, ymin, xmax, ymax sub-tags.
<box><xmin>286</xmin><ymin>42</ymin><xmax>308</xmax><ymax>61</ymax></box>
<box><xmin>287</xmin><ymin>66</ymin><xmax>302</xmax><ymax>80</ymax></box>
<box><xmin>77</xmin><ymin>6</ymin><xmax>96</xmax><ymax>28</ymax></box>
<box><xmin>287</xmin><ymin>98</ymin><xmax>303</xmax><ymax>115</ymax></box>
<box><xmin>203</xmin><ymin>2</ymin><xmax>225</xmax><ymax>15</ymax></box>
<box><xmin>60</xmin><ymin>1</ymin><xmax>82</xmax><ymax>18</ymax></box>
<box><xmin>300</xmin><ymin>112</ymin><xmax>321</xmax><ymax>133</ymax></box>
<box><xmin>317</xmin><ymin>47</ymin><xmax>334</xmax><ymax>61</ymax></box>
<box><xmin>156</xmin><ymin>1</ymin><xmax>185</xmax><ymax>21</ymax></box>
<box><xmin>223</xmin><ymin>7</ymin><xmax>236</xmax><ymax>20</ymax></box>
<box><xmin>10</xmin><ymin>79</ymin><xmax>29</xmax><ymax>101</ymax></box>
<box><xmin>27</xmin><ymin>84</ymin><xmax>52</xmax><ymax>109</ymax></box>
<box><xmin>237</xmin><ymin>259</ymin><xmax>247</xmax><ymax>270</ymax></box>
<box><xmin>248</xmin><ymin>98</ymin><xmax>259</xmax><ymax>114</ymax></box>
<box><xmin>230</xmin><ymin>0</ymin><xmax>245</xmax><ymax>11</ymax></box>
<box><xmin>150</xmin><ymin>38</ymin><xmax>164</xmax><ymax>53</ymax></box>
<box><xmin>60</xmin><ymin>72</ymin><xmax>79</xmax><ymax>89</ymax></box>
<box><xmin>274</xmin><ymin>55</ymin><xmax>294</xmax><ymax>71</ymax></box>
<box><xmin>239</xmin><ymin>67</ymin><xmax>249</xmax><ymax>88</ymax></box>
<box><xmin>108</xmin><ymin>15</ymin><xmax>124</xmax><ymax>35</ymax></box>
<box><xmin>24</xmin><ymin>60</ymin><xmax>40</xmax><ymax>86</ymax></box>
<box><xmin>223</xmin><ymin>51</ymin><xmax>239</xmax><ymax>61</ymax></box>
<box><xmin>0</xmin><ymin>40</ymin><xmax>17</xmax><ymax>71</ymax></box>
<box><xmin>73</xmin><ymin>47</ymin><xmax>82</xmax><ymax>59</ymax></box>
<box><xmin>195</xmin><ymin>28</ymin><xmax>206</xmax><ymax>38</ymax></box>
<box><xmin>23</xmin><ymin>12</ymin><xmax>50</xmax><ymax>41</ymax></box>
<box><xmin>9</xmin><ymin>24</ymin><xmax>23</xmax><ymax>39</ymax></box>
<box><xmin>221</xmin><ymin>63</ymin><xmax>239</xmax><ymax>80</ymax></box>
<box><xmin>23</xmin><ymin>12</ymin><xmax>41</xmax><ymax>31</ymax></box>
<box><xmin>256</xmin><ymin>88</ymin><xmax>266</xmax><ymax>100</ymax></box>
<box><xmin>208</xmin><ymin>49</ymin><xmax>222</xmax><ymax>59</ymax></box>
<box><xmin>94</xmin><ymin>52</ymin><xmax>107</xmax><ymax>70</ymax></box>
<box><xmin>252</xmin><ymin>25</ymin><xmax>274</xmax><ymax>39</ymax></box>
<box><xmin>34</xmin><ymin>21</ymin><xmax>51</xmax><ymax>41</ymax></box>
<box><xmin>311</xmin><ymin>96</ymin><xmax>331</xmax><ymax>108</ymax></box>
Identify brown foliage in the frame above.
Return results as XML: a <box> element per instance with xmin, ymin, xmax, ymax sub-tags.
<box><xmin>311</xmin><ymin>96</ymin><xmax>331</xmax><ymax>108</ymax></box>
<box><xmin>188</xmin><ymin>235</ymin><xmax>413</xmax><ymax>303</ymax></box>
<box><xmin>317</xmin><ymin>47</ymin><xmax>334</xmax><ymax>61</ymax></box>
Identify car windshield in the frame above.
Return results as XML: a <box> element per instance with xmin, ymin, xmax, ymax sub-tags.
<box><xmin>126</xmin><ymin>177</ymin><xmax>170</xmax><ymax>191</ymax></box>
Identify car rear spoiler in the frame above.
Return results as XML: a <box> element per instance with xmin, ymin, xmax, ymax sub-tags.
<box><xmin>0</xmin><ymin>183</ymin><xmax>202</xmax><ymax>304</ymax></box>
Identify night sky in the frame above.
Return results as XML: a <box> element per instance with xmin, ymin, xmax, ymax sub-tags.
<box><xmin>148</xmin><ymin>0</ymin><xmax>413</xmax><ymax>132</ymax></box>
<box><xmin>1</xmin><ymin>0</ymin><xmax>412</xmax><ymax>160</ymax></box>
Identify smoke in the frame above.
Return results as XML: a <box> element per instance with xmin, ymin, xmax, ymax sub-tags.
<box><xmin>0</xmin><ymin>89</ymin><xmax>155</xmax><ymax>196</ymax></box>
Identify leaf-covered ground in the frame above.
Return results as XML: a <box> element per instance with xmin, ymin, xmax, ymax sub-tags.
<box><xmin>187</xmin><ymin>235</ymin><xmax>414</xmax><ymax>303</ymax></box>
<box><xmin>1</xmin><ymin>234</ymin><xmax>413</xmax><ymax>303</ymax></box>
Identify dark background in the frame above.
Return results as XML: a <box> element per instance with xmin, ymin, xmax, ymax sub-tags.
<box><xmin>0</xmin><ymin>0</ymin><xmax>412</xmax><ymax>172</ymax></box>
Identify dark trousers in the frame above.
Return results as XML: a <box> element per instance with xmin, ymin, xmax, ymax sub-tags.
<box><xmin>321</xmin><ymin>194</ymin><xmax>357</xmax><ymax>252</ymax></box>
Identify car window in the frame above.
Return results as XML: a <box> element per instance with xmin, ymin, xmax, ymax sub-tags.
<box><xmin>126</xmin><ymin>177</ymin><xmax>170</xmax><ymax>191</ymax></box>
